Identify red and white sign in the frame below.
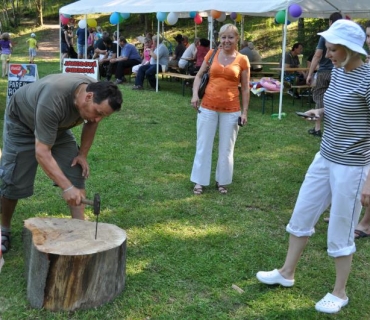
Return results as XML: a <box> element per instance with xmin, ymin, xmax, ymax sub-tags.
<box><xmin>63</xmin><ymin>59</ymin><xmax>99</xmax><ymax>80</ymax></box>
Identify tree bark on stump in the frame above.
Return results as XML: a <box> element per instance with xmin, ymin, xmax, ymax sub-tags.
<box><xmin>23</xmin><ymin>217</ymin><xmax>126</xmax><ymax>311</ymax></box>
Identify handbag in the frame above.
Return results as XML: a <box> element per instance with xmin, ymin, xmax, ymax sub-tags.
<box><xmin>198</xmin><ymin>47</ymin><xmax>218</xmax><ymax>99</ymax></box>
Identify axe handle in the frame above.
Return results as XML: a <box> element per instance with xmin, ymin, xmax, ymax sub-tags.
<box><xmin>81</xmin><ymin>198</ymin><xmax>94</xmax><ymax>206</ymax></box>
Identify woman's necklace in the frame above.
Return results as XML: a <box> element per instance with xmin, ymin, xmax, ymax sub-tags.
<box><xmin>223</xmin><ymin>51</ymin><xmax>235</xmax><ymax>61</ymax></box>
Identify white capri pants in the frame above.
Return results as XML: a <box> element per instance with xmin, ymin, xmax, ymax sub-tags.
<box><xmin>287</xmin><ymin>152</ymin><xmax>370</xmax><ymax>257</ymax></box>
<box><xmin>190</xmin><ymin>106</ymin><xmax>240</xmax><ymax>186</ymax></box>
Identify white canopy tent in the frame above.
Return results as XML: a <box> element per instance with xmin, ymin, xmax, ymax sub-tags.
<box><xmin>59</xmin><ymin>0</ymin><xmax>370</xmax><ymax>118</ymax></box>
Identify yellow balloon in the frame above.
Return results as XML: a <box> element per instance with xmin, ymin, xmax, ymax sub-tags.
<box><xmin>235</xmin><ymin>13</ymin><xmax>243</xmax><ymax>22</ymax></box>
<box><xmin>87</xmin><ymin>19</ymin><xmax>97</xmax><ymax>28</ymax></box>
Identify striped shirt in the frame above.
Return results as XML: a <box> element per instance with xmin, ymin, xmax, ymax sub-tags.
<box><xmin>321</xmin><ymin>64</ymin><xmax>370</xmax><ymax>166</ymax></box>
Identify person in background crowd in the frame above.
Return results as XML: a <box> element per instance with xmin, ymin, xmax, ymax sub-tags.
<box><xmin>0</xmin><ymin>74</ymin><xmax>122</xmax><ymax>254</ymax></box>
<box><xmin>281</xmin><ymin>42</ymin><xmax>305</xmax><ymax>99</ymax></box>
<box><xmin>178</xmin><ymin>37</ymin><xmax>200</xmax><ymax>72</ymax></box>
<box><xmin>353</xmin><ymin>20</ymin><xmax>370</xmax><ymax>239</ymax></box>
<box><xmin>190</xmin><ymin>24</ymin><xmax>250</xmax><ymax>195</ymax></box>
<box><xmin>61</xmin><ymin>25</ymin><xmax>70</xmax><ymax>61</ymax></box>
<box><xmin>132</xmin><ymin>37</ymin><xmax>152</xmax><ymax>75</ymax></box>
<box><xmin>26</xmin><ymin>32</ymin><xmax>38</xmax><ymax>64</ymax></box>
<box><xmin>0</xmin><ymin>32</ymin><xmax>12</xmax><ymax>77</ymax></box>
<box><xmin>239</xmin><ymin>41</ymin><xmax>262</xmax><ymax>71</ymax></box>
<box><xmin>107</xmin><ymin>37</ymin><xmax>142</xmax><ymax>84</ymax></box>
<box><xmin>257</xmin><ymin>19</ymin><xmax>370</xmax><ymax>314</ymax></box>
<box><xmin>168</xmin><ymin>34</ymin><xmax>186</xmax><ymax>70</ymax></box>
<box><xmin>98</xmin><ymin>36</ymin><xmax>118</xmax><ymax>78</ymax></box>
<box><xmin>76</xmin><ymin>25</ymin><xmax>86</xmax><ymax>59</ymax></box>
<box><xmin>306</xmin><ymin>12</ymin><xmax>343</xmax><ymax>137</ymax></box>
<box><xmin>132</xmin><ymin>34</ymin><xmax>169</xmax><ymax>91</ymax></box>
<box><xmin>189</xmin><ymin>38</ymin><xmax>210</xmax><ymax>76</ymax></box>
<box><xmin>87</xmin><ymin>27</ymin><xmax>96</xmax><ymax>59</ymax></box>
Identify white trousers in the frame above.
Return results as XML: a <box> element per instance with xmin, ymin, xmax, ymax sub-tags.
<box><xmin>287</xmin><ymin>152</ymin><xmax>370</xmax><ymax>257</ymax></box>
<box><xmin>190</xmin><ymin>107</ymin><xmax>240</xmax><ymax>186</ymax></box>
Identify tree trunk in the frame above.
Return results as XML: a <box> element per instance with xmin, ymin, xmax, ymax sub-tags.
<box><xmin>34</xmin><ymin>0</ymin><xmax>43</xmax><ymax>26</ymax></box>
<box><xmin>23</xmin><ymin>217</ymin><xmax>127</xmax><ymax>311</ymax></box>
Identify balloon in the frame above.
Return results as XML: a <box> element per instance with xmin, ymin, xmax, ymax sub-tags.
<box><xmin>189</xmin><ymin>11</ymin><xmax>197</xmax><ymax>18</ymax></box>
<box><xmin>230</xmin><ymin>12</ymin><xmax>237</xmax><ymax>20</ymax></box>
<box><xmin>194</xmin><ymin>13</ymin><xmax>202</xmax><ymax>25</ymax></box>
<box><xmin>211</xmin><ymin>10</ymin><xmax>221</xmax><ymax>19</ymax></box>
<box><xmin>288</xmin><ymin>4</ymin><xmax>302</xmax><ymax>18</ymax></box>
<box><xmin>110</xmin><ymin>12</ymin><xmax>120</xmax><ymax>25</ymax></box>
<box><xmin>156</xmin><ymin>12</ymin><xmax>167</xmax><ymax>22</ymax></box>
<box><xmin>87</xmin><ymin>19</ymin><xmax>97</xmax><ymax>27</ymax></box>
<box><xmin>60</xmin><ymin>14</ymin><xmax>69</xmax><ymax>25</ymax></box>
<box><xmin>120</xmin><ymin>13</ymin><xmax>130</xmax><ymax>19</ymax></box>
<box><xmin>119</xmin><ymin>15</ymin><xmax>124</xmax><ymax>23</ymax></box>
<box><xmin>78</xmin><ymin>19</ymin><xmax>87</xmax><ymax>29</ymax></box>
<box><xmin>216</xmin><ymin>12</ymin><xmax>226</xmax><ymax>22</ymax></box>
<box><xmin>275</xmin><ymin>10</ymin><xmax>286</xmax><ymax>24</ymax></box>
<box><xmin>235</xmin><ymin>13</ymin><xmax>243</xmax><ymax>22</ymax></box>
<box><xmin>167</xmin><ymin>12</ymin><xmax>178</xmax><ymax>25</ymax></box>
<box><xmin>62</xmin><ymin>14</ymin><xmax>71</xmax><ymax>18</ymax></box>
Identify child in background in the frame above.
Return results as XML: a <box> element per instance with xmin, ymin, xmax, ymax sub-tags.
<box><xmin>132</xmin><ymin>37</ymin><xmax>152</xmax><ymax>74</ymax></box>
<box><xmin>26</xmin><ymin>32</ymin><xmax>38</xmax><ymax>64</ymax></box>
<box><xmin>0</xmin><ymin>32</ymin><xmax>12</xmax><ymax>77</ymax></box>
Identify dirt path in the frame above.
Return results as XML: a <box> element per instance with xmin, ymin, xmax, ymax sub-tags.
<box><xmin>37</xmin><ymin>24</ymin><xmax>60</xmax><ymax>60</ymax></box>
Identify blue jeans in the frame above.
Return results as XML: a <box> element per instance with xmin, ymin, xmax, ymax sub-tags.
<box><xmin>135</xmin><ymin>64</ymin><xmax>162</xmax><ymax>88</ymax></box>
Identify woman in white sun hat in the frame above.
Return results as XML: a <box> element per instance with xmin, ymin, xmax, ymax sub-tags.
<box><xmin>256</xmin><ymin>19</ymin><xmax>370</xmax><ymax>314</ymax></box>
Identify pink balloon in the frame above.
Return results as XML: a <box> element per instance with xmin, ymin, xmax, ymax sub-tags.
<box><xmin>194</xmin><ymin>14</ymin><xmax>202</xmax><ymax>24</ymax></box>
<box><xmin>60</xmin><ymin>14</ymin><xmax>70</xmax><ymax>25</ymax></box>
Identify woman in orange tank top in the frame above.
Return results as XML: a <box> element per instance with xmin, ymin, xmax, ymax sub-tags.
<box><xmin>190</xmin><ymin>24</ymin><xmax>250</xmax><ymax>195</ymax></box>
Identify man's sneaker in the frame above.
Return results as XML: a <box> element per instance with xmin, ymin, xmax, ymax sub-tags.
<box><xmin>115</xmin><ymin>78</ymin><xmax>127</xmax><ymax>84</ymax></box>
<box><xmin>287</xmin><ymin>89</ymin><xmax>294</xmax><ymax>97</ymax></box>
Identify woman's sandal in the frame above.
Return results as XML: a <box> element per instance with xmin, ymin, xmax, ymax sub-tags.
<box><xmin>193</xmin><ymin>184</ymin><xmax>203</xmax><ymax>195</ymax></box>
<box><xmin>216</xmin><ymin>182</ymin><xmax>227</xmax><ymax>194</ymax></box>
<box><xmin>1</xmin><ymin>230</ymin><xmax>11</xmax><ymax>254</ymax></box>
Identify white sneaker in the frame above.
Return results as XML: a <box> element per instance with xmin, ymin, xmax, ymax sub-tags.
<box><xmin>256</xmin><ymin>269</ymin><xmax>294</xmax><ymax>287</ymax></box>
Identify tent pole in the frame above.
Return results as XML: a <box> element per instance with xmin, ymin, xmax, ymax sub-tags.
<box><xmin>277</xmin><ymin>9</ymin><xmax>289</xmax><ymax>120</ymax></box>
<box><xmin>240</xmin><ymin>15</ymin><xmax>244</xmax><ymax>48</ymax></box>
<box><xmin>156</xmin><ymin>19</ymin><xmax>160</xmax><ymax>92</ymax></box>
<box><xmin>85</xmin><ymin>15</ymin><xmax>87</xmax><ymax>59</ymax></box>
<box><xmin>117</xmin><ymin>23</ymin><xmax>119</xmax><ymax>56</ymax></box>
<box><xmin>59</xmin><ymin>16</ymin><xmax>62</xmax><ymax>71</ymax></box>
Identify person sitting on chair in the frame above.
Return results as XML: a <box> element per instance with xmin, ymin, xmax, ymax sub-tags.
<box><xmin>178</xmin><ymin>37</ymin><xmax>200</xmax><ymax>72</ymax></box>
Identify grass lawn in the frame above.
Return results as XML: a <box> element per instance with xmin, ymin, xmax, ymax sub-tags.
<box><xmin>1</xmin><ymin>29</ymin><xmax>370</xmax><ymax>320</ymax></box>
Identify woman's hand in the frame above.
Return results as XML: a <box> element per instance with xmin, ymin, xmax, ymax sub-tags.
<box><xmin>191</xmin><ymin>96</ymin><xmax>200</xmax><ymax>112</ymax></box>
<box><xmin>240</xmin><ymin>113</ymin><xmax>248</xmax><ymax>125</ymax></box>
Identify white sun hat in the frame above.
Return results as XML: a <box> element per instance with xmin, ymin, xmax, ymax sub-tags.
<box><xmin>31</xmin><ymin>33</ymin><xmax>36</xmax><ymax>37</ymax></box>
<box><xmin>318</xmin><ymin>19</ymin><xmax>367</xmax><ymax>55</ymax></box>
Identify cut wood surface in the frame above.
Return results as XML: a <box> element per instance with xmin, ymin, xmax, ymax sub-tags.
<box><xmin>23</xmin><ymin>217</ymin><xmax>127</xmax><ymax>311</ymax></box>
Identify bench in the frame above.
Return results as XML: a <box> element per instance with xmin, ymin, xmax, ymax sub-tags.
<box><xmin>290</xmin><ymin>84</ymin><xmax>312</xmax><ymax>108</ymax></box>
<box><xmin>160</xmin><ymin>72</ymin><xmax>196</xmax><ymax>96</ymax></box>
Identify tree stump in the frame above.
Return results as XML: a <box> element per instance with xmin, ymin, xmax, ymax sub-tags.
<box><xmin>23</xmin><ymin>217</ymin><xmax>126</xmax><ymax>311</ymax></box>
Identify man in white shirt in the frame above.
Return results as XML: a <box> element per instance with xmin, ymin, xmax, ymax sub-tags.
<box><xmin>179</xmin><ymin>37</ymin><xmax>200</xmax><ymax>70</ymax></box>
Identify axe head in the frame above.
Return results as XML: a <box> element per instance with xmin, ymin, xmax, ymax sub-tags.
<box><xmin>93</xmin><ymin>193</ymin><xmax>101</xmax><ymax>216</ymax></box>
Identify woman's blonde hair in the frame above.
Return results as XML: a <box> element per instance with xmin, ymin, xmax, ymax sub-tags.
<box><xmin>338</xmin><ymin>44</ymin><xmax>361</xmax><ymax>67</ymax></box>
<box><xmin>219</xmin><ymin>24</ymin><xmax>239</xmax><ymax>37</ymax></box>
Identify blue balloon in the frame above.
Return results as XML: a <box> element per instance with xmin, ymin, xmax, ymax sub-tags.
<box><xmin>110</xmin><ymin>12</ymin><xmax>120</xmax><ymax>25</ymax></box>
<box><xmin>120</xmin><ymin>12</ymin><xmax>130</xmax><ymax>20</ymax></box>
<box><xmin>62</xmin><ymin>14</ymin><xmax>71</xmax><ymax>18</ymax></box>
<box><xmin>156</xmin><ymin>12</ymin><xmax>167</xmax><ymax>22</ymax></box>
<box><xmin>189</xmin><ymin>11</ymin><xmax>197</xmax><ymax>18</ymax></box>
